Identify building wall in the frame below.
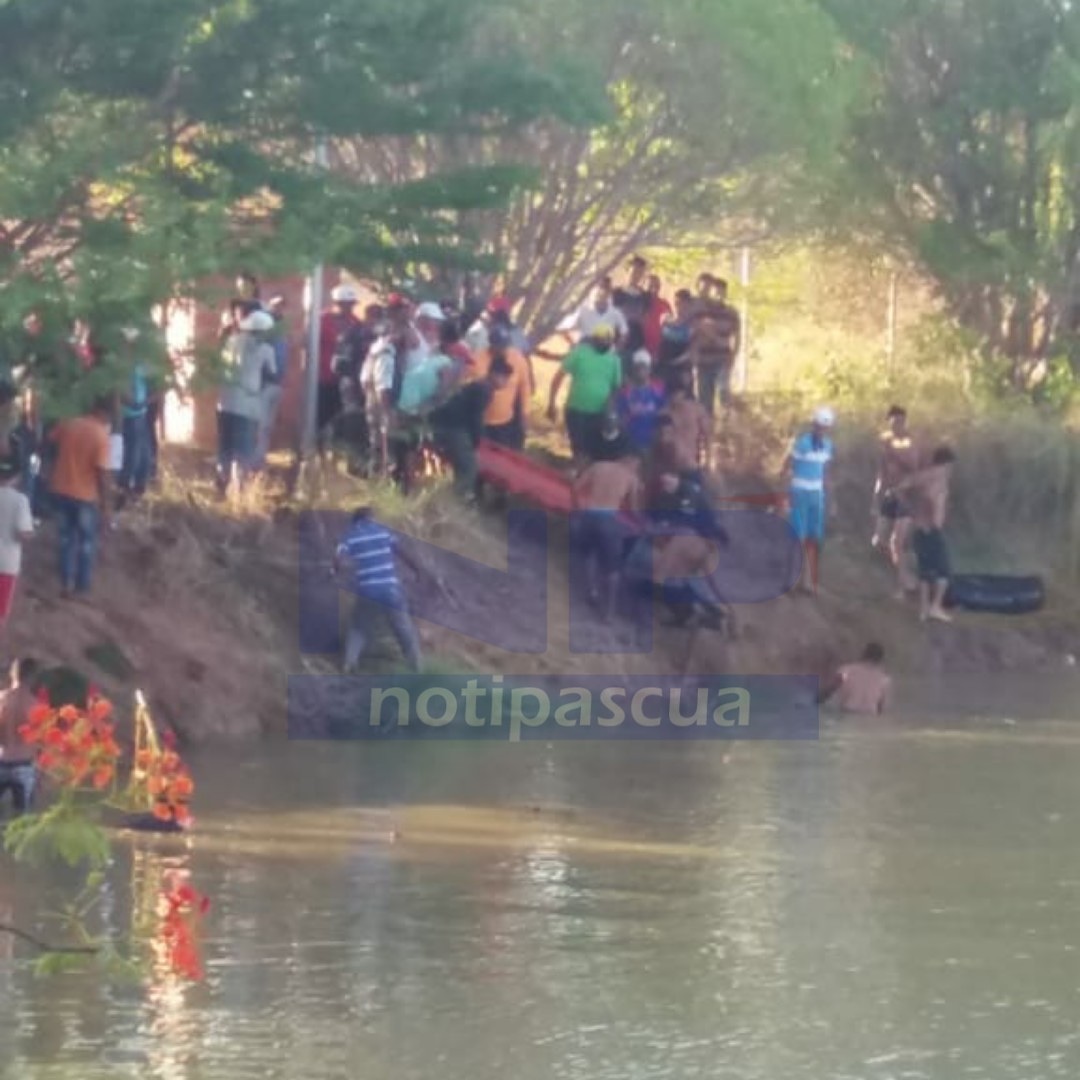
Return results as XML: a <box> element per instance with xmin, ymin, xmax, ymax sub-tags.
<box><xmin>186</xmin><ymin>273</ymin><xmax>342</xmax><ymax>453</ymax></box>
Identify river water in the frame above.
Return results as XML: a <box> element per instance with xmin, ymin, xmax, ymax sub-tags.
<box><xmin>3</xmin><ymin>673</ymin><xmax>1080</xmax><ymax>1079</ymax></box>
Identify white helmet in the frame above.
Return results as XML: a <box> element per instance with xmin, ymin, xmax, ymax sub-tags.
<box><xmin>813</xmin><ymin>406</ymin><xmax>836</xmax><ymax>428</ymax></box>
<box><xmin>415</xmin><ymin>301</ymin><xmax>445</xmax><ymax>322</ymax></box>
<box><xmin>239</xmin><ymin>310</ymin><xmax>275</xmax><ymax>333</ymax></box>
<box><xmin>330</xmin><ymin>284</ymin><xmax>359</xmax><ymax>304</ymax></box>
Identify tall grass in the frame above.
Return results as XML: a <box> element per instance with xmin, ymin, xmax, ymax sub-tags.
<box><xmin>745</xmin><ymin>318</ymin><xmax>1080</xmax><ymax>582</ymax></box>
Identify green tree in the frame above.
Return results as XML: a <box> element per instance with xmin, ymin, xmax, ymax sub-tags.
<box><xmin>336</xmin><ymin>0</ymin><xmax>853</xmax><ymax>340</ymax></box>
<box><xmin>0</xmin><ymin>0</ymin><xmax>589</xmax><ymax>411</ymax></box>
<box><xmin>821</xmin><ymin>0</ymin><xmax>1080</xmax><ymax>380</ymax></box>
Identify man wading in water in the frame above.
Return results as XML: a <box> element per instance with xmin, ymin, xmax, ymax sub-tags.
<box><xmin>897</xmin><ymin>446</ymin><xmax>957</xmax><ymax>624</ymax></box>
<box><xmin>872</xmin><ymin>405</ymin><xmax>920</xmax><ymax>597</ymax></box>
<box><xmin>820</xmin><ymin>643</ymin><xmax>892</xmax><ymax>716</ymax></box>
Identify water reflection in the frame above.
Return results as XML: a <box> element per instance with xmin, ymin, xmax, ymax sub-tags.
<box><xmin>4</xmin><ymin>690</ymin><xmax>1080</xmax><ymax>1077</ymax></box>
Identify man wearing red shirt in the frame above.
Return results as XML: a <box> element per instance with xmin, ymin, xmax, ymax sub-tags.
<box><xmin>642</xmin><ymin>274</ymin><xmax>673</xmax><ymax>360</ymax></box>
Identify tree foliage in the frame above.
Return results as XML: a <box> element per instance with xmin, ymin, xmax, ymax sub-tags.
<box><xmin>339</xmin><ymin>0</ymin><xmax>852</xmax><ymax>339</ymax></box>
<box><xmin>821</xmin><ymin>0</ymin><xmax>1080</xmax><ymax>375</ymax></box>
<box><xmin>0</xmin><ymin>0</ymin><xmax>588</xmax><ymax>412</ymax></box>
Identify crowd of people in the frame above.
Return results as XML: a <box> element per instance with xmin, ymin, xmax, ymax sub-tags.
<box><xmin>0</xmin><ymin>255</ymin><xmax>963</xmax><ymax>768</ymax></box>
<box><xmin>239</xmin><ymin>258</ymin><xmax>744</xmax><ymax>500</ymax></box>
<box><xmin>298</xmin><ymin>258</ymin><xmax>748</xmax><ymax>672</ymax></box>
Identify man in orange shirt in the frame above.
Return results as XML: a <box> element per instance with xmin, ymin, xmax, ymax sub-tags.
<box><xmin>471</xmin><ymin>325</ymin><xmax>530</xmax><ymax>449</ymax></box>
<box><xmin>48</xmin><ymin>397</ymin><xmax>112</xmax><ymax>598</ymax></box>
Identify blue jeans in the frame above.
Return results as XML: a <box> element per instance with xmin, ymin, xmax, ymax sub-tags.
<box><xmin>345</xmin><ymin>586</ymin><xmax>423</xmax><ymax>673</ymax></box>
<box><xmin>54</xmin><ymin>495</ymin><xmax>99</xmax><ymax>593</ymax></box>
<box><xmin>0</xmin><ymin>762</ymin><xmax>36</xmax><ymax>812</ymax></box>
<box><xmin>696</xmin><ymin>360</ymin><xmax>733</xmax><ymax>416</ymax></box>
<box><xmin>120</xmin><ymin>412</ymin><xmax>151</xmax><ymax>494</ymax></box>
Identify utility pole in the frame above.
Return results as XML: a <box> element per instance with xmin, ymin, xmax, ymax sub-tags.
<box><xmin>886</xmin><ymin>269</ymin><xmax>899</xmax><ymax>374</ymax></box>
<box><xmin>302</xmin><ymin>138</ymin><xmax>329</xmax><ymax>460</ymax></box>
<box><xmin>738</xmin><ymin>246</ymin><xmax>752</xmax><ymax>394</ymax></box>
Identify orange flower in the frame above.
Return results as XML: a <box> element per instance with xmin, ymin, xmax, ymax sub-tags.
<box><xmin>152</xmin><ymin>802</ymin><xmax>173</xmax><ymax>822</ymax></box>
<box><xmin>91</xmin><ymin>766</ymin><xmax>114</xmax><ymax>790</ymax></box>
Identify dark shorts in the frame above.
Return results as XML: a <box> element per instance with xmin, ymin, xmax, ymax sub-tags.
<box><xmin>913</xmin><ymin>527</ymin><xmax>951</xmax><ymax>583</ymax></box>
<box><xmin>572</xmin><ymin>511</ymin><xmax>627</xmax><ymax>576</ymax></box>
<box><xmin>484</xmin><ymin>419</ymin><xmax>524</xmax><ymax>451</ymax></box>
<box><xmin>217</xmin><ymin>411</ymin><xmax>257</xmax><ymax>466</ymax></box>
<box><xmin>565</xmin><ymin>409</ymin><xmax>605</xmax><ymax>460</ymax></box>
<box><xmin>880</xmin><ymin>492</ymin><xmax>911</xmax><ymax>521</ymax></box>
<box><xmin>317</xmin><ymin>382</ymin><xmax>342</xmax><ymax>432</ymax></box>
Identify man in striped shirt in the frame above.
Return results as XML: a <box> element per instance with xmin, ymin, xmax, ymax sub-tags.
<box><xmin>333</xmin><ymin>508</ymin><xmax>423</xmax><ymax>673</ymax></box>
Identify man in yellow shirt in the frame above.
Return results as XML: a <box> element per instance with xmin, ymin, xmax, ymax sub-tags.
<box><xmin>471</xmin><ymin>325</ymin><xmax>531</xmax><ymax>449</ymax></box>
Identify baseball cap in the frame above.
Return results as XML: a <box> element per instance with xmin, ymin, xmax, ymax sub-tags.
<box><xmin>416</xmin><ymin>301</ymin><xmax>446</xmax><ymax>322</ymax></box>
<box><xmin>813</xmin><ymin>406</ymin><xmax>836</xmax><ymax>428</ymax></box>
<box><xmin>591</xmin><ymin>323</ymin><xmax>616</xmax><ymax>344</ymax></box>
<box><xmin>331</xmin><ymin>284</ymin><xmax>359</xmax><ymax>304</ymax></box>
<box><xmin>632</xmin><ymin>349</ymin><xmax>652</xmax><ymax>368</ymax></box>
<box><xmin>487</xmin><ymin>296</ymin><xmax>512</xmax><ymax>315</ymax></box>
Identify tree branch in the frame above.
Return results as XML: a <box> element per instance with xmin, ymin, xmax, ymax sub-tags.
<box><xmin>0</xmin><ymin>922</ymin><xmax>99</xmax><ymax>955</ymax></box>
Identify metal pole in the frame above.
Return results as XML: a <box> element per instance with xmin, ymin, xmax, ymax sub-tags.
<box><xmin>302</xmin><ymin>138</ymin><xmax>329</xmax><ymax>459</ymax></box>
<box><xmin>886</xmin><ymin>270</ymin><xmax>898</xmax><ymax>374</ymax></box>
<box><xmin>738</xmin><ymin>246</ymin><xmax>751</xmax><ymax>393</ymax></box>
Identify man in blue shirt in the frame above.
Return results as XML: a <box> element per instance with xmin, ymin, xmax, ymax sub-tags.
<box><xmin>784</xmin><ymin>406</ymin><xmax>836</xmax><ymax>595</ymax></box>
<box><xmin>118</xmin><ymin>327</ymin><xmax>151</xmax><ymax>506</ymax></box>
<box><xmin>333</xmin><ymin>508</ymin><xmax>423</xmax><ymax>673</ymax></box>
<box><xmin>616</xmin><ymin>350</ymin><xmax>667</xmax><ymax>454</ymax></box>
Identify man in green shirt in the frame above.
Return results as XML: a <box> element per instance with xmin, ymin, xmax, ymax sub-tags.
<box><xmin>547</xmin><ymin>323</ymin><xmax>623</xmax><ymax>465</ymax></box>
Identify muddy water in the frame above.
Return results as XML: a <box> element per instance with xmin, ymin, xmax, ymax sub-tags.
<box><xmin>4</xmin><ymin>674</ymin><xmax>1080</xmax><ymax>1079</ymax></box>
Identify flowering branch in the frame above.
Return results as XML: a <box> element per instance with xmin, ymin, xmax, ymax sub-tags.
<box><xmin>2</xmin><ymin>689</ymin><xmax>209</xmax><ymax>980</ymax></box>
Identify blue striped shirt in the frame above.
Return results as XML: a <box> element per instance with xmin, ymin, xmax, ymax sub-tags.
<box><xmin>790</xmin><ymin>431</ymin><xmax>834</xmax><ymax>492</ymax></box>
<box><xmin>336</xmin><ymin>519</ymin><xmax>400</xmax><ymax>593</ymax></box>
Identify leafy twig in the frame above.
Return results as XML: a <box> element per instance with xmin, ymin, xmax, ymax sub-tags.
<box><xmin>0</xmin><ymin>922</ymin><xmax>99</xmax><ymax>956</ymax></box>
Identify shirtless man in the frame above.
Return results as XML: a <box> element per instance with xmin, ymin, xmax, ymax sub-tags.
<box><xmin>897</xmin><ymin>446</ymin><xmax>956</xmax><ymax>623</ymax></box>
<box><xmin>0</xmin><ymin>657</ymin><xmax>40</xmax><ymax>813</ymax></box>
<box><xmin>821</xmin><ymin>643</ymin><xmax>892</xmax><ymax>715</ymax></box>
<box><xmin>872</xmin><ymin>405</ymin><xmax>921</xmax><ymax>595</ymax></box>
<box><xmin>571</xmin><ymin>452</ymin><xmax>643</xmax><ymax>620</ymax></box>
<box><xmin>657</xmin><ymin>365</ymin><xmax>713</xmax><ymax>480</ymax></box>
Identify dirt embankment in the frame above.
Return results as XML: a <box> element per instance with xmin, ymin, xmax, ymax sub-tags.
<box><xmin>15</xmin><ymin>435</ymin><xmax>1080</xmax><ymax>744</ymax></box>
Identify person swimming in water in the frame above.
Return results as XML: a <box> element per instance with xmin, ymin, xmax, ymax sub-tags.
<box><xmin>819</xmin><ymin>643</ymin><xmax>892</xmax><ymax>716</ymax></box>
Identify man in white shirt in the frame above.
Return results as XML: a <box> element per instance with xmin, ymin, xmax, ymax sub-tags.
<box><xmin>576</xmin><ymin>278</ymin><xmax>629</xmax><ymax>345</ymax></box>
<box><xmin>0</xmin><ymin>456</ymin><xmax>33</xmax><ymax>629</ymax></box>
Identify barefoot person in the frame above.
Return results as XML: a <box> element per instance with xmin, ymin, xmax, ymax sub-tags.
<box><xmin>0</xmin><ymin>658</ymin><xmax>40</xmax><ymax>814</ymax></box>
<box><xmin>656</xmin><ymin>364</ymin><xmax>713</xmax><ymax>482</ymax></box>
<box><xmin>872</xmin><ymin>405</ymin><xmax>920</xmax><ymax>595</ymax></box>
<box><xmin>820</xmin><ymin>643</ymin><xmax>892</xmax><ymax>715</ymax></box>
<box><xmin>898</xmin><ymin>446</ymin><xmax>956</xmax><ymax>623</ymax></box>
<box><xmin>570</xmin><ymin>451</ymin><xmax>643</xmax><ymax>620</ymax></box>
<box><xmin>784</xmin><ymin>407</ymin><xmax>836</xmax><ymax>595</ymax></box>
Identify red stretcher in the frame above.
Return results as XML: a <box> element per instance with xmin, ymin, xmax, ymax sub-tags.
<box><xmin>475</xmin><ymin>439</ymin><xmax>786</xmax><ymax>523</ymax></box>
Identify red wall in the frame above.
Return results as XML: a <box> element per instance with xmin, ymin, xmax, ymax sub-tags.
<box><xmin>187</xmin><ymin>271</ymin><xmax>343</xmax><ymax>452</ymax></box>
